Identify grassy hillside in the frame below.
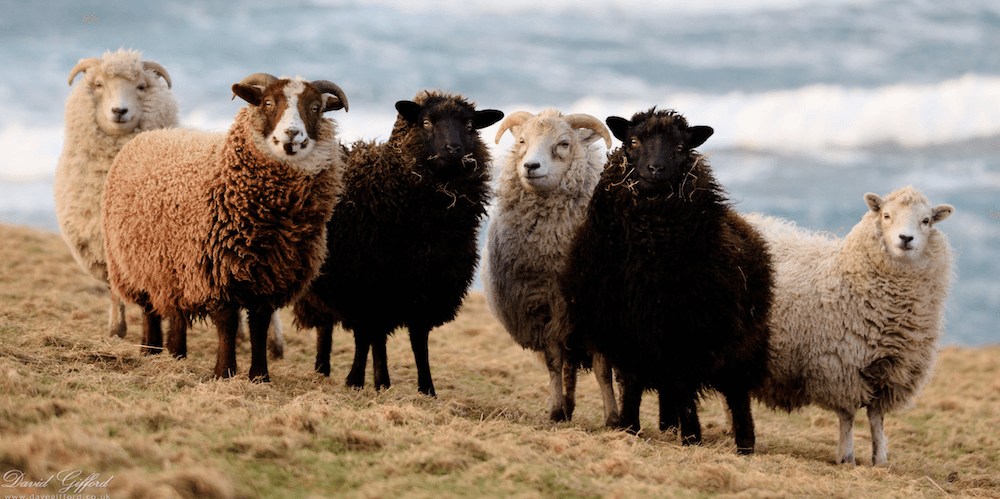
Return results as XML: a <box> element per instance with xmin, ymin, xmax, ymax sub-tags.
<box><xmin>0</xmin><ymin>223</ymin><xmax>997</xmax><ymax>498</ymax></box>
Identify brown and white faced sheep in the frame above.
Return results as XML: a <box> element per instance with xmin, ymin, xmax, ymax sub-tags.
<box><xmin>54</xmin><ymin>48</ymin><xmax>178</xmax><ymax>338</ymax></box>
<box><xmin>747</xmin><ymin>185</ymin><xmax>954</xmax><ymax>465</ymax></box>
<box><xmin>294</xmin><ymin>90</ymin><xmax>502</xmax><ymax>396</ymax></box>
<box><xmin>104</xmin><ymin>73</ymin><xmax>348</xmax><ymax>381</ymax></box>
<box><xmin>561</xmin><ymin>108</ymin><xmax>773</xmax><ymax>454</ymax></box>
<box><xmin>483</xmin><ymin>108</ymin><xmax>620</xmax><ymax>425</ymax></box>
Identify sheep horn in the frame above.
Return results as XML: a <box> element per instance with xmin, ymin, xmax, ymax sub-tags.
<box><xmin>231</xmin><ymin>73</ymin><xmax>278</xmax><ymax>100</ymax></box>
<box><xmin>142</xmin><ymin>61</ymin><xmax>173</xmax><ymax>89</ymax></box>
<box><xmin>310</xmin><ymin>80</ymin><xmax>349</xmax><ymax>112</ymax></box>
<box><xmin>494</xmin><ymin>111</ymin><xmax>535</xmax><ymax>144</ymax></box>
<box><xmin>67</xmin><ymin>57</ymin><xmax>101</xmax><ymax>86</ymax></box>
<box><xmin>565</xmin><ymin>114</ymin><xmax>613</xmax><ymax>149</ymax></box>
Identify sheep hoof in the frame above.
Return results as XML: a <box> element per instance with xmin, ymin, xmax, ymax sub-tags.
<box><xmin>605</xmin><ymin>414</ymin><xmax>622</xmax><ymax>428</ymax></box>
<box><xmin>736</xmin><ymin>446</ymin><xmax>754</xmax><ymax>456</ymax></box>
<box><xmin>419</xmin><ymin>385</ymin><xmax>436</xmax><ymax>397</ymax></box>
<box><xmin>548</xmin><ymin>407</ymin><xmax>568</xmax><ymax>422</ymax></box>
<box><xmin>109</xmin><ymin>322</ymin><xmax>127</xmax><ymax>339</ymax></box>
<box><xmin>249</xmin><ymin>373</ymin><xmax>270</xmax><ymax>383</ymax></box>
<box><xmin>315</xmin><ymin>362</ymin><xmax>331</xmax><ymax>376</ymax></box>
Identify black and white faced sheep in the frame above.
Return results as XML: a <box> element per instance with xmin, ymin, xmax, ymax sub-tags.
<box><xmin>560</xmin><ymin>108</ymin><xmax>773</xmax><ymax>454</ymax></box>
<box><xmin>746</xmin><ymin>186</ymin><xmax>955</xmax><ymax>465</ymax></box>
<box><xmin>54</xmin><ymin>48</ymin><xmax>178</xmax><ymax>339</ymax></box>
<box><xmin>294</xmin><ymin>90</ymin><xmax>503</xmax><ymax>396</ymax></box>
<box><xmin>103</xmin><ymin>73</ymin><xmax>348</xmax><ymax>381</ymax></box>
<box><xmin>482</xmin><ymin>109</ymin><xmax>620</xmax><ymax>425</ymax></box>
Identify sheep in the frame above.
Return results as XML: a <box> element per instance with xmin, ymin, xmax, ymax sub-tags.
<box><xmin>560</xmin><ymin>108</ymin><xmax>773</xmax><ymax>454</ymax></box>
<box><xmin>103</xmin><ymin>73</ymin><xmax>348</xmax><ymax>381</ymax></box>
<box><xmin>482</xmin><ymin>108</ymin><xmax>620</xmax><ymax>425</ymax></box>
<box><xmin>745</xmin><ymin>186</ymin><xmax>954</xmax><ymax>465</ymax></box>
<box><xmin>54</xmin><ymin>48</ymin><xmax>178</xmax><ymax>339</ymax></box>
<box><xmin>293</xmin><ymin>90</ymin><xmax>503</xmax><ymax>396</ymax></box>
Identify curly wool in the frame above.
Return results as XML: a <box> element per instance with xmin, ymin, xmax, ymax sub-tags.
<box><xmin>748</xmin><ymin>188</ymin><xmax>954</xmax><ymax>416</ymax></box>
<box><xmin>104</xmin><ymin>106</ymin><xmax>343</xmax><ymax>318</ymax></box>
<box><xmin>295</xmin><ymin>91</ymin><xmax>491</xmax><ymax>336</ymax></box>
<box><xmin>54</xmin><ymin>49</ymin><xmax>178</xmax><ymax>283</ymax></box>
<box><xmin>483</xmin><ymin>111</ymin><xmax>605</xmax><ymax>351</ymax></box>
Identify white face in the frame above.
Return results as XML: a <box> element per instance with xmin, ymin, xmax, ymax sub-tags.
<box><xmin>265</xmin><ymin>79</ymin><xmax>316</xmax><ymax>160</ymax></box>
<box><xmin>93</xmin><ymin>73</ymin><xmax>148</xmax><ymax>135</ymax></box>
<box><xmin>511</xmin><ymin>117</ymin><xmax>597</xmax><ymax>193</ymax></box>
<box><xmin>867</xmin><ymin>193</ymin><xmax>954</xmax><ymax>262</ymax></box>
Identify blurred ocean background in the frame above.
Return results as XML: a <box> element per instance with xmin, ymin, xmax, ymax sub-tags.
<box><xmin>0</xmin><ymin>0</ymin><xmax>997</xmax><ymax>345</ymax></box>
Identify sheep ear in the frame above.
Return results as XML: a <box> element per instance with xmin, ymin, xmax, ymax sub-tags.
<box><xmin>232</xmin><ymin>83</ymin><xmax>263</xmax><ymax>106</ymax></box>
<box><xmin>864</xmin><ymin>193</ymin><xmax>883</xmax><ymax>212</ymax></box>
<box><xmin>687</xmin><ymin>126</ymin><xmax>714</xmax><ymax>148</ymax></box>
<box><xmin>474</xmin><ymin>109</ymin><xmax>504</xmax><ymax>129</ymax></box>
<box><xmin>395</xmin><ymin>100</ymin><xmax>423</xmax><ymax>124</ymax></box>
<box><xmin>931</xmin><ymin>204</ymin><xmax>954</xmax><ymax>224</ymax></box>
<box><xmin>606</xmin><ymin>116</ymin><xmax>631</xmax><ymax>143</ymax></box>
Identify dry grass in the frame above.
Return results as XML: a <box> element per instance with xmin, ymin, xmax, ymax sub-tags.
<box><xmin>0</xmin><ymin>222</ymin><xmax>998</xmax><ymax>499</ymax></box>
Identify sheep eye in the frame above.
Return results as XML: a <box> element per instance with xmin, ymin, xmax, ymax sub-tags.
<box><xmin>137</xmin><ymin>83</ymin><xmax>146</xmax><ymax>91</ymax></box>
<box><xmin>93</xmin><ymin>81</ymin><xmax>103</xmax><ymax>89</ymax></box>
<box><xmin>518</xmin><ymin>138</ymin><xmax>525</xmax><ymax>145</ymax></box>
<box><xmin>264</xmin><ymin>100</ymin><xmax>273</xmax><ymax>107</ymax></box>
<box><xmin>466</xmin><ymin>120</ymin><xmax>474</xmax><ymax>131</ymax></box>
<box><xmin>883</xmin><ymin>213</ymin><xmax>890</xmax><ymax>220</ymax></box>
<box><xmin>312</xmin><ymin>104</ymin><xmax>321</xmax><ymax>113</ymax></box>
<box><xmin>922</xmin><ymin>218</ymin><xmax>930</xmax><ymax>225</ymax></box>
<box><xmin>559</xmin><ymin>141</ymin><xmax>570</xmax><ymax>148</ymax></box>
<box><xmin>676</xmin><ymin>144</ymin><xmax>684</xmax><ymax>152</ymax></box>
<box><xmin>630</xmin><ymin>138</ymin><xmax>640</xmax><ymax>147</ymax></box>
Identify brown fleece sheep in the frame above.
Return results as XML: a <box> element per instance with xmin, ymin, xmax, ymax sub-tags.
<box><xmin>104</xmin><ymin>74</ymin><xmax>348</xmax><ymax>381</ymax></box>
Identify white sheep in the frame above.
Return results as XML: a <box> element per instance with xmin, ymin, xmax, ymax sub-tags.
<box><xmin>54</xmin><ymin>48</ymin><xmax>178</xmax><ymax>339</ymax></box>
<box><xmin>482</xmin><ymin>108</ymin><xmax>620</xmax><ymax>425</ymax></box>
<box><xmin>103</xmin><ymin>73</ymin><xmax>348</xmax><ymax>381</ymax></box>
<box><xmin>746</xmin><ymin>185</ymin><xmax>955</xmax><ymax>465</ymax></box>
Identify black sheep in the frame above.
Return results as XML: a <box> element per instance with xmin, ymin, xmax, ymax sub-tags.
<box><xmin>560</xmin><ymin>108</ymin><xmax>773</xmax><ymax>454</ymax></box>
<box><xmin>294</xmin><ymin>90</ymin><xmax>503</xmax><ymax>396</ymax></box>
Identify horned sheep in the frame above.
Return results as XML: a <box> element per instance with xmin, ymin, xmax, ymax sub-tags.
<box><xmin>482</xmin><ymin>108</ymin><xmax>620</xmax><ymax>425</ymax></box>
<box><xmin>294</xmin><ymin>90</ymin><xmax>502</xmax><ymax>396</ymax></box>
<box><xmin>103</xmin><ymin>73</ymin><xmax>348</xmax><ymax>381</ymax></box>
<box><xmin>561</xmin><ymin>108</ymin><xmax>773</xmax><ymax>454</ymax></box>
<box><xmin>54</xmin><ymin>48</ymin><xmax>178</xmax><ymax>339</ymax></box>
<box><xmin>746</xmin><ymin>185</ymin><xmax>954</xmax><ymax>465</ymax></box>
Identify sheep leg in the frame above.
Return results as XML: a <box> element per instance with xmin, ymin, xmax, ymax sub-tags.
<box><xmin>109</xmin><ymin>291</ymin><xmax>127</xmax><ymax>338</ymax></box>
<box><xmin>212</xmin><ymin>307</ymin><xmax>239</xmax><ymax>379</ymax></box>
<box><xmin>315</xmin><ymin>322</ymin><xmax>334</xmax><ymax>376</ymax></box>
<box><xmin>619</xmin><ymin>371</ymin><xmax>643</xmax><ymax>434</ymax></box>
<box><xmin>371</xmin><ymin>331</ymin><xmax>390</xmax><ymax>391</ymax></box>
<box><xmin>246</xmin><ymin>307</ymin><xmax>272</xmax><ymax>383</ymax></box>
<box><xmin>724</xmin><ymin>390</ymin><xmax>755</xmax><ymax>455</ymax></box>
<box><xmin>593</xmin><ymin>353</ymin><xmax>621</xmax><ymax>427</ymax></box>
<box><xmin>409</xmin><ymin>326</ymin><xmax>436</xmax><ymax>396</ymax></box>
<box><xmin>658</xmin><ymin>391</ymin><xmax>680</xmax><ymax>433</ymax></box>
<box><xmin>140</xmin><ymin>306</ymin><xmax>163</xmax><ymax>355</ymax></box>
<box><xmin>835</xmin><ymin>408</ymin><xmax>857</xmax><ymax>465</ymax></box>
<box><xmin>678</xmin><ymin>394</ymin><xmax>702</xmax><ymax>446</ymax></box>
<box><xmin>868</xmin><ymin>407</ymin><xmax>888</xmax><ymax>465</ymax></box>
<box><xmin>346</xmin><ymin>332</ymin><xmax>370</xmax><ymax>389</ymax></box>
<box><xmin>562</xmin><ymin>358</ymin><xmax>578</xmax><ymax>421</ymax></box>
<box><xmin>543</xmin><ymin>342</ymin><xmax>568</xmax><ymax>421</ymax></box>
<box><xmin>165</xmin><ymin>311</ymin><xmax>188</xmax><ymax>359</ymax></box>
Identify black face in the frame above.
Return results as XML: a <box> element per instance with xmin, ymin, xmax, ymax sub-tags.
<box><xmin>607</xmin><ymin>114</ymin><xmax>713</xmax><ymax>193</ymax></box>
<box><xmin>396</xmin><ymin>99</ymin><xmax>503</xmax><ymax>178</ymax></box>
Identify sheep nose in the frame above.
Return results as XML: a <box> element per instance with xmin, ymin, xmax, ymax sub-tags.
<box><xmin>445</xmin><ymin>143</ymin><xmax>462</xmax><ymax>155</ymax></box>
<box><xmin>647</xmin><ymin>164</ymin><xmax>665</xmax><ymax>176</ymax></box>
<box><xmin>111</xmin><ymin>107</ymin><xmax>128</xmax><ymax>117</ymax></box>
<box><xmin>285</xmin><ymin>128</ymin><xmax>301</xmax><ymax>140</ymax></box>
<box><xmin>524</xmin><ymin>161</ymin><xmax>541</xmax><ymax>172</ymax></box>
<box><xmin>899</xmin><ymin>234</ymin><xmax>914</xmax><ymax>244</ymax></box>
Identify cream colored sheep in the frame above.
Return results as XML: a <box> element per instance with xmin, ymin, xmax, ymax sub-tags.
<box><xmin>747</xmin><ymin>185</ymin><xmax>955</xmax><ymax>465</ymax></box>
<box><xmin>482</xmin><ymin>108</ymin><xmax>619</xmax><ymax>425</ymax></box>
<box><xmin>54</xmin><ymin>48</ymin><xmax>178</xmax><ymax>338</ymax></box>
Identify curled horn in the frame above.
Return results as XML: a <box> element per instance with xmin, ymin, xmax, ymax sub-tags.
<box><xmin>565</xmin><ymin>113</ymin><xmax>612</xmax><ymax>148</ymax></box>
<box><xmin>231</xmin><ymin>72</ymin><xmax>278</xmax><ymax>100</ymax></box>
<box><xmin>141</xmin><ymin>61</ymin><xmax>172</xmax><ymax>89</ymax></box>
<box><xmin>494</xmin><ymin>111</ymin><xmax>535</xmax><ymax>144</ymax></box>
<box><xmin>67</xmin><ymin>57</ymin><xmax>101</xmax><ymax>86</ymax></box>
<box><xmin>310</xmin><ymin>80</ymin><xmax>349</xmax><ymax>112</ymax></box>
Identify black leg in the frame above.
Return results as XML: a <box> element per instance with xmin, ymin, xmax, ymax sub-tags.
<box><xmin>315</xmin><ymin>322</ymin><xmax>334</xmax><ymax>376</ymax></box>
<box><xmin>141</xmin><ymin>305</ymin><xmax>163</xmax><ymax>356</ymax></box>
<box><xmin>246</xmin><ymin>307</ymin><xmax>272</xmax><ymax>382</ymax></box>
<box><xmin>211</xmin><ymin>307</ymin><xmax>239</xmax><ymax>378</ymax></box>
<box><xmin>165</xmin><ymin>311</ymin><xmax>187</xmax><ymax>359</ymax></box>
<box><xmin>678</xmin><ymin>391</ymin><xmax>702</xmax><ymax>446</ymax></box>
<box><xmin>658</xmin><ymin>390</ymin><xmax>679</xmax><ymax>433</ymax></box>
<box><xmin>409</xmin><ymin>326</ymin><xmax>435</xmax><ymax>396</ymax></box>
<box><xmin>371</xmin><ymin>330</ymin><xmax>390</xmax><ymax>391</ymax></box>
<box><xmin>619</xmin><ymin>371</ymin><xmax>643</xmax><ymax>434</ymax></box>
<box><xmin>725</xmin><ymin>390</ymin><xmax>755</xmax><ymax>455</ymax></box>
<box><xmin>346</xmin><ymin>331</ymin><xmax>370</xmax><ymax>389</ymax></box>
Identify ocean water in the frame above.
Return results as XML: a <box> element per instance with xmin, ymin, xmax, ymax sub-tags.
<box><xmin>0</xmin><ymin>0</ymin><xmax>997</xmax><ymax>346</ymax></box>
